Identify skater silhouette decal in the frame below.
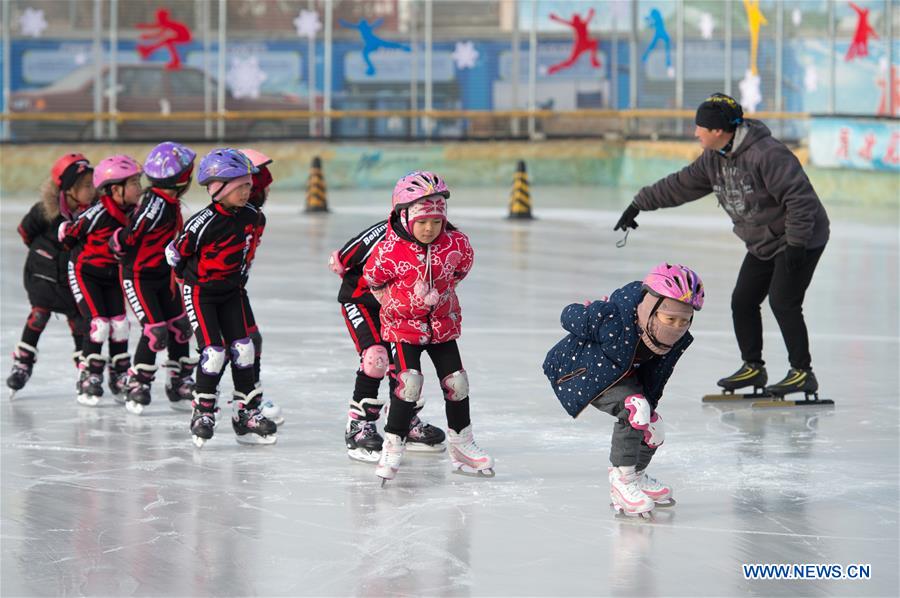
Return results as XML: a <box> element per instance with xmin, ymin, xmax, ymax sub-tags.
<box><xmin>547</xmin><ymin>9</ymin><xmax>601</xmax><ymax>75</ymax></box>
<box><xmin>846</xmin><ymin>2</ymin><xmax>878</xmax><ymax>61</ymax></box>
<box><xmin>339</xmin><ymin>18</ymin><xmax>411</xmax><ymax>76</ymax></box>
<box><xmin>136</xmin><ymin>9</ymin><xmax>192</xmax><ymax>70</ymax></box>
<box><xmin>642</xmin><ymin>8</ymin><xmax>672</xmax><ymax>71</ymax></box>
<box><xmin>743</xmin><ymin>0</ymin><xmax>768</xmax><ymax>76</ymax></box>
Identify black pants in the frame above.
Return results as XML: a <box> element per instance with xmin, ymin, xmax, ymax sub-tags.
<box><xmin>21</xmin><ymin>274</ymin><xmax>85</xmax><ymax>354</ymax></box>
<box><xmin>385</xmin><ymin>340</ymin><xmax>470</xmax><ymax>438</ymax></box>
<box><xmin>124</xmin><ymin>271</ymin><xmax>189</xmax><ymax>370</ymax></box>
<box><xmin>591</xmin><ymin>378</ymin><xmax>657</xmax><ymax>469</ymax></box>
<box><xmin>17</xmin><ymin>306</ymin><xmax>84</xmax><ymax>356</ymax></box>
<box><xmin>342</xmin><ymin>302</ymin><xmax>390</xmax><ymax>420</ymax></box>
<box><xmin>732</xmin><ymin>246</ymin><xmax>825</xmax><ymax>370</ymax></box>
<box><xmin>182</xmin><ymin>284</ymin><xmax>253</xmax><ymax>395</ymax></box>
<box><xmin>240</xmin><ymin>288</ymin><xmax>262</xmax><ymax>382</ymax></box>
<box><xmin>69</xmin><ymin>263</ymin><xmax>128</xmax><ymax>367</ymax></box>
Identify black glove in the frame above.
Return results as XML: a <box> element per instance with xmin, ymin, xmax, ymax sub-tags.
<box><xmin>614</xmin><ymin>204</ymin><xmax>640</xmax><ymax>232</ymax></box>
<box><xmin>784</xmin><ymin>244</ymin><xmax>806</xmax><ymax>273</ymax></box>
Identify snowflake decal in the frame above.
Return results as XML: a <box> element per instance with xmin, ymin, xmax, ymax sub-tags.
<box><xmin>227</xmin><ymin>56</ymin><xmax>268</xmax><ymax>99</ymax></box>
<box><xmin>803</xmin><ymin>64</ymin><xmax>818</xmax><ymax>92</ymax></box>
<box><xmin>19</xmin><ymin>7</ymin><xmax>48</xmax><ymax>38</ymax></box>
<box><xmin>699</xmin><ymin>13</ymin><xmax>714</xmax><ymax>40</ymax></box>
<box><xmin>739</xmin><ymin>70</ymin><xmax>762</xmax><ymax>113</ymax></box>
<box><xmin>452</xmin><ymin>41</ymin><xmax>479</xmax><ymax>70</ymax></box>
<box><xmin>294</xmin><ymin>9</ymin><xmax>321</xmax><ymax>39</ymax></box>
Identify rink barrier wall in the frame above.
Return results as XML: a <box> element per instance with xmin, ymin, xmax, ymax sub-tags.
<box><xmin>1</xmin><ymin>141</ymin><xmax>894</xmax><ymax>205</ymax></box>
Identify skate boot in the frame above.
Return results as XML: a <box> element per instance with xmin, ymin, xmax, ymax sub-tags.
<box><xmin>107</xmin><ymin>353</ymin><xmax>131</xmax><ymax>398</ymax></box>
<box><xmin>406</xmin><ymin>414</ymin><xmax>446</xmax><ymax>453</ymax></box>
<box><xmin>231</xmin><ymin>388</ymin><xmax>277</xmax><ymax>445</ymax></box>
<box><xmin>257</xmin><ymin>386</ymin><xmax>284</xmax><ymax>426</ymax></box>
<box><xmin>164</xmin><ymin>357</ymin><xmax>197</xmax><ymax>412</ymax></box>
<box><xmin>765</xmin><ymin>368</ymin><xmax>818</xmax><ymax>397</ymax></box>
<box><xmin>76</xmin><ymin>354</ymin><xmax>106</xmax><ymax>406</ymax></box>
<box><xmin>190</xmin><ymin>392</ymin><xmax>218</xmax><ymax>448</ymax></box>
<box><xmin>717</xmin><ymin>361</ymin><xmax>768</xmax><ymax>394</ymax></box>
<box><xmin>608</xmin><ymin>466</ymin><xmax>655</xmax><ymax>517</ymax></box>
<box><xmin>6</xmin><ymin>342</ymin><xmax>37</xmax><ymax>399</ymax></box>
<box><xmin>375</xmin><ymin>432</ymin><xmax>405</xmax><ymax>485</ymax></box>
<box><xmin>124</xmin><ymin>364</ymin><xmax>157</xmax><ymax>415</ymax></box>
<box><xmin>447</xmin><ymin>425</ymin><xmax>495</xmax><ymax>477</ymax></box>
<box><xmin>346</xmin><ymin>417</ymin><xmax>383</xmax><ymax>462</ymax></box>
<box><xmin>635</xmin><ymin>469</ymin><xmax>674</xmax><ymax>506</ymax></box>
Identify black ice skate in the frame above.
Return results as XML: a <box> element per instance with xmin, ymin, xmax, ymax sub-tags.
<box><xmin>754</xmin><ymin>368</ymin><xmax>833</xmax><ymax>407</ymax></box>
<box><xmin>406</xmin><ymin>414</ymin><xmax>447</xmax><ymax>453</ymax></box>
<box><xmin>231</xmin><ymin>390</ymin><xmax>277</xmax><ymax>445</ymax></box>
<box><xmin>7</xmin><ymin>343</ymin><xmax>36</xmax><ymax>399</ymax></box>
<box><xmin>124</xmin><ymin>365</ymin><xmax>157</xmax><ymax>415</ymax></box>
<box><xmin>164</xmin><ymin>358</ymin><xmax>196</xmax><ymax>412</ymax></box>
<box><xmin>190</xmin><ymin>392</ymin><xmax>218</xmax><ymax>448</ymax></box>
<box><xmin>346</xmin><ymin>418</ymin><xmax>383</xmax><ymax>462</ymax></box>
<box><xmin>107</xmin><ymin>353</ymin><xmax>131</xmax><ymax>398</ymax></box>
<box><xmin>77</xmin><ymin>372</ymin><xmax>104</xmax><ymax>407</ymax></box>
<box><xmin>703</xmin><ymin>362</ymin><xmax>769</xmax><ymax>403</ymax></box>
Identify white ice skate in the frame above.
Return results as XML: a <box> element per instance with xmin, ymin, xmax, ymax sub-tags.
<box><xmin>260</xmin><ymin>397</ymin><xmax>284</xmax><ymax>426</ymax></box>
<box><xmin>375</xmin><ymin>432</ymin><xmax>405</xmax><ymax>486</ymax></box>
<box><xmin>636</xmin><ymin>469</ymin><xmax>674</xmax><ymax>506</ymax></box>
<box><xmin>448</xmin><ymin>425</ymin><xmax>495</xmax><ymax>477</ymax></box>
<box><xmin>608</xmin><ymin>466</ymin><xmax>655</xmax><ymax>518</ymax></box>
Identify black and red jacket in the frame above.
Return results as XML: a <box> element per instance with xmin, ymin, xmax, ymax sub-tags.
<box><xmin>241</xmin><ymin>208</ymin><xmax>266</xmax><ymax>287</ymax></box>
<box><xmin>118</xmin><ymin>187</ymin><xmax>183</xmax><ymax>278</ymax></box>
<box><xmin>62</xmin><ymin>195</ymin><xmax>130</xmax><ymax>277</ymax></box>
<box><xmin>173</xmin><ymin>202</ymin><xmax>259</xmax><ymax>291</ymax></box>
<box><xmin>335</xmin><ymin>219</ymin><xmax>388</xmax><ymax>310</ymax></box>
<box><xmin>18</xmin><ymin>200</ymin><xmax>79</xmax><ymax>286</ymax></box>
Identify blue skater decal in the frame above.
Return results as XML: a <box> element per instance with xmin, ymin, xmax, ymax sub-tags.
<box><xmin>339</xmin><ymin>18</ymin><xmax>411</xmax><ymax>76</ymax></box>
<box><xmin>641</xmin><ymin>8</ymin><xmax>671</xmax><ymax>70</ymax></box>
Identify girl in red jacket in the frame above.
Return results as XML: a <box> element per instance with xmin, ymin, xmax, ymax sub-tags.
<box><xmin>364</xmin><ymin>171</ymin><xmax>494</xmax><ymax>483</ymax></box>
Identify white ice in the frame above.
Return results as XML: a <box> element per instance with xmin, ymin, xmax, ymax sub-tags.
<box><xmin>2</xmin><ymin>187</ymin><xmax>898</xmax><ymax>597</ymax></box>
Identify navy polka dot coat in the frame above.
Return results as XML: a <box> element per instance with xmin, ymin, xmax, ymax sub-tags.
<box><xmin>542</xmin><ymin>281</ymin><xmax>693</xmax><ymax>418</ymax></box>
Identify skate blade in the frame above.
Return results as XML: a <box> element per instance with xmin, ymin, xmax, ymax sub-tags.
<box><xmin>702</xmin><ymin>391</ymin><xmax>770</xmax><ymax>402</ymax></box>
<box><xmin>406</xmin><ymin>441</ymin><xmax>447</xmax><ymax>454</ymax></box>
<box><xmin>611</xmin><ymin>503</ymin><xmax>655</xmax><ymax>519</ymax></box>
<box><xmin>192</xmin><ymin>436</ymin><xmax>208</xmax><ymax>448</ymax></box>
<box><xmin>168</xmin><ymin>401</ymin><xmax>193</xmax><ymax>413</ymax></box>
<box><xmin>235</xmin><ymin>433</ymin><xmax>277</xmax><ymax>446</ymax></box>
<box><xmin>347</xmin><ymin>448</ymin><xmax>381</xmax><ymax>463</ymax></box>
<box><xmin>752</xmin><ymin>398</ymin><xmax>834</xmax><ymax>408</ymax></box>
<box><xmin>652</xmin><ymin>498</ymin><xmax>676</xmax><ymax>508</ymax></box>
<box><xmin>125</xmin><ymin>401</ymin><xmax>145</xmax><ymax>415</ymax></box>
<box><xmin>451</xmin><ymin>464</ymin><xmax>496</xmax><ymax>478</ymax></box>
<box><xmin>9</xmin><ymin>389</ymin><xmax>17</xmax><ymax>400</ymax></box>
<box><xmin>76</xmin><ymin>395</ymin><xmax>100</xmax><ymax>407</ymax></box>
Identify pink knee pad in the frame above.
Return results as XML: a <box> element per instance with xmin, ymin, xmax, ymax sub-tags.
<box><xmin>142</xmin><ymin>321</ymin><xmax>169</xmax><ymax>353</ymax></box>
<box><xmin>643</xmin><ymin>412</ymin><xmax>665</xmax><ymax>448</ymax></box>
<box><xmin>109</xmin><ymin>314</ymin><xmax>129</xmax><ymax>342</ymax></box>
<box><xmin>89</xmin><ymin>317</ymin><xmax>110</xmax><ymax>343</ymax></box>
<box><xmin>623</xmin><ymin>394</ymin><xmax>652</xmax><ymax>430</ymax></box>
<box><xmin>166</xmin><ymin>312</ymin><xmax>192</xmax><ymax>344</ymax></box>
<box><xmin>361</xmin><ymin>345</ymin><xmax>389</xmax><ymax>378</ymax></box>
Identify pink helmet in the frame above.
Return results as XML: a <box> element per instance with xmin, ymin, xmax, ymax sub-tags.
<box><xmin>391</xmin><ymin>171</ymin><xmax>450</xmax><ymax>212</ymax></box>
<box><xmin>642</xmin><ymin>263</ymin><xmax>705</xmax><ymax>310</ymax></box>
<box><xmin>239</xmin><ymin>148</ymin><xmax>273</xmax><ymax>168</ymax></box>
<box><xmin>93</xmin><ymin>155</ymin><xmax>142</xmax><ymax>192</ymax></box>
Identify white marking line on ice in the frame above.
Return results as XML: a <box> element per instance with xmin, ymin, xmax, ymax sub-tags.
<box><xmin>614</xmin><ymin>519</ymin><xmax>896</xmax><ymax>543</ymax></box>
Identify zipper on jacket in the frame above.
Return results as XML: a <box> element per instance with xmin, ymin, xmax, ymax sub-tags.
<box><xmin>575</xmin><ymin>344</ymin><xmax>639</xmax><ymax>418</ymax></box>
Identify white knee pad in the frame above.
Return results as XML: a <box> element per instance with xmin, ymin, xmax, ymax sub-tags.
<box><xmin>89</xmin><ymin>317</ymin><xmax>110</xmax><ymax>344</ymax></box>
<box><xmin>623</xmin><ymin>394</ymin><xmax>652</xmax><ymax>429</ymax></box>
<box><xmin>643</xmin><ymin>412</ymin><xmax>665</xmax><ymax>448</ymax></box>
<box><xmin>230</xmin><ymin>337</ymin><xmax>255</xmax><ymax>369</ymax></box>
<box><xmin>394</xmin><ymin>369</ymin><xmax>424</xmax><ymax>403</ymax></box>
<box><xmin>110</xmin><ymin>314</ymin><xmax>129</xmax><ymax>342</ymax></box>
<box><xmin>349</xmin><ymin>397</ymin><xmax>386</xmax><ymax>419</ymax></box>
<box><xmin>361</xmin><ymin>345</ymin><xmax>389</xmax><ymax>379</ymax></box>
<box><xmin>441</xmin><ymin>369</ymin><xmax>469</xmax><ymax>402</ymax></box>
<box><xmin>199</xmin><ymin>345</ymin><xmax>226</xmax><ymax>376</ymax></box>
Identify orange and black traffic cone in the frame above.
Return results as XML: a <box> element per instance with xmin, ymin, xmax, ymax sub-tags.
<box><xmin>507</xmin><ymin>160</ymin><xmax>534</xmax><ymax>220</ymax></box>
<box><xmin>305</xmin><ymin>156</ymin><xmax>328</xmax><ymax>213</ymax></box>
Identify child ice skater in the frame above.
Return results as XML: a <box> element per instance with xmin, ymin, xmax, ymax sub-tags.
<box><xmin>7</xmin><ymin>154</ymin><xmax>95</xmax><ymax>397</ymax></box>
<box><xmin>363</xmin><ymin>171</ymin><xmax>493</xmax><ymax>482</ymax></box>
<box><xmin>543</xmin><ymin>263</ymin><xmax>704</xmax><ymax>516</ymax></box>
<box><xmin>61</xmin><ymin>155</ymin><xmax>144</xmax><ymax>406</ymax></box>
<box><xmin>329</xmin><ymin>218</ymin><xmax>446</xmax><ymax>462</ymax></box>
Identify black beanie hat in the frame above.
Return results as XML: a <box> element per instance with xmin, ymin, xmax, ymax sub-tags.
<box><xmin>58</xmin><ymin>160</ymin><xmax>93</xmax><ymax>192</ymax></box>
<box><xmin>695</xmin><ymin>93</ymin><xmax>744</xmax><ymax>132</ymax></box>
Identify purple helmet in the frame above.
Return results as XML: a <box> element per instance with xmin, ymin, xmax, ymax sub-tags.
<box><xmin>391</xmin><ymin>171</ymin><xmax>450</xmax><ymax>212</ymax></box>
<box><xmin>197</xmin><ymin>148</ymin><xmax>257</xmax><ymax>187</ymax></box>
<box><xmin>144</xmin><ymin>142</ymin><xmax>196</xmax><ymax>187</ymax></box>
<box><xmin>642</xmin><ymin>263</ymin><xmax>705</xmax><ymax>310</ymax></box>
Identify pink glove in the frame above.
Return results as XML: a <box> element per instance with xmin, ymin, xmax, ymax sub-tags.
<box><xmin>57</xmin><ymin>221</ymin><xmax>69</xmax><ymax>243</ymax></box>
<box><xmin>328</xmin><ymin>250</ymin><xmax>346</xmax><ymax>276</ymax></box>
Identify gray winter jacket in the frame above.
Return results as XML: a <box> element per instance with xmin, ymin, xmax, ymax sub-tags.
<box><xmin>632</xmin><ymin>120</ymin><xmax>830</xmax><ymax>259</ymax></box>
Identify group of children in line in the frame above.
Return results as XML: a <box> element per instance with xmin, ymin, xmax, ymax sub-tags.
<box><xmin>10</xmin><ymin>154</ymin><xmax>704</xmax><ymax>512</ymax></box>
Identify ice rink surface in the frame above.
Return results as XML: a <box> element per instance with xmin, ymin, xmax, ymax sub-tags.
<box><xmin>1</xmin><ymin>186</ymin><xmax>898</xmax><ymax>597</ymax></box>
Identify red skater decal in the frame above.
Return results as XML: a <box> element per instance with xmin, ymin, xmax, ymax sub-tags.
<box><xmin>547</xmin><ymin>9</ymin><xmax>602</xmax><ymax>75</ymax></box>
<box><xmin>845</xmin><ymin>2</ymin><xmax>878</xmax><ymax>62</ymax></box>
<box><xmin>136</xmin><ymin>9</ymin><xmax>192</xmax><ymax>70</ymax></box>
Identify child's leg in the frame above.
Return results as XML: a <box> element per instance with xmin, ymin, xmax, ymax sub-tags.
<box><xmin>384</xmin><ymin>342</ymin><xmax>426</xmax><ymax>439</ymax></box>
<box><xmin>590</xmin><ymin>379</ymin><xmax>646</xmax><ymax>467</ymax></box>
<box><xmin>125</xmin><ymin>273</ymin><xmax>167</xmax><ymax>382</ymax></box>
<box><xmin>218</xmin><ymin>292</ymin><xmax>255</xmax><ymax>397</ymax></box>
<box><xmin>426</xmin><ymin>341</ymin><xmax>469</xmax><ymax>434</ymax></box>
<box><xmin>182</xmin><ymin>284</ymin><xmax>226</xmax><ymax>395</ymax></box>
<box><xmin>73</xmin><ymin>267</ymin><xmax>110</xmax><ymax>377</ymax></box>
<box><xmin>104</xmin><ymin>277</ymin><xmax>131</xmax><ymax>393</ymax></box>
<box><xmin>240</xmin><ymin>290</ymin><xmax>262</xmax><ymax>384</ymax></box>
<box><xmin>342</xmin><ymin>302</ymin><xmax>388</xmax><ymax>423</ymax></box>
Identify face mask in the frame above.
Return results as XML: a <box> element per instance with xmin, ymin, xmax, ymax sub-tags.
<box><xmin>636</xmin><ymin>295</ymin><xmax>693</xmax><ymax>355</ymax></box>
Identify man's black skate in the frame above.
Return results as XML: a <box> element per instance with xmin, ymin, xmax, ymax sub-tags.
<box><xmin>750</xmin><ymin>368</ymin><xmax>833</xmax><ymax>406</ymax></box>
<box><xmin>346</xmin><ymin>418</ymin><xmax>383</xmax><ymax>462</ymax></box>
<box><xmin>231</xmin><ymin>390</ymin><xmax>277</xmax><ymax>445</ymax></box>
<box><xmin>703</xmin><ymin>362</ymin><xmax>769</xmax><ymax>402</ymax></box>
<box><xmin>191</xmin><ymin>392</ymin><xmax>218</xmax><ymax>448</ymax></box>
<box><xmin>107</xmin><ymin>353</ymin><xmax>131</xmax><ymax>398</ymax></box>
<box><xmin>406</xmin><ymin>414</ymin><xmax>447</xmax><ymax>453</ymax></box>
<box><xmin>165</xmin><ymin>358</ymin><xmax>196</xmax><ymax>412</ymax></box>
<box><xmin>7</xmin><ymin>343</ymin><xmax>36</xmax><ymax>398</ymax></box>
